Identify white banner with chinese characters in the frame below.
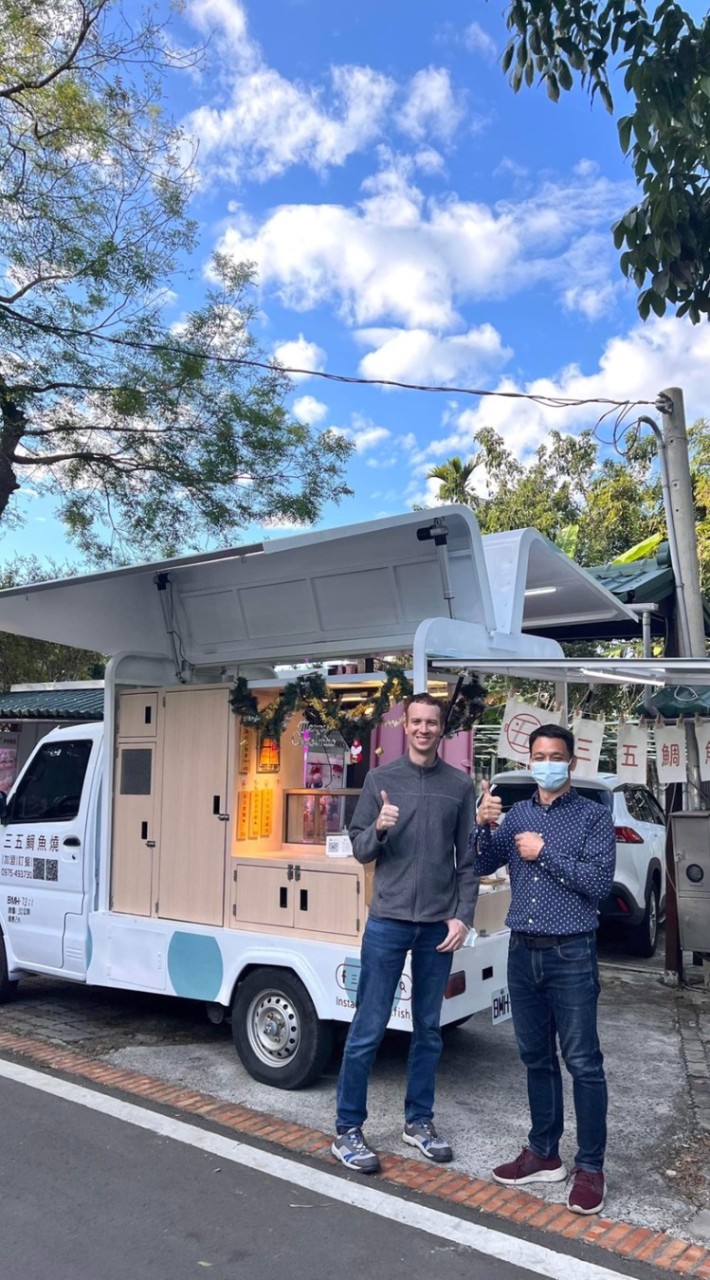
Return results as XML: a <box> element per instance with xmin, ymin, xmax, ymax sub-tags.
<box><xmin>615</xmin><ymin>724</ymin><xmax>648</xmax><ymax>784</ymax></box>
<box><xmin>654</xmin><ymin>724</ymin><xmax>688</xmax><ymax>784</ymax></box>
<box><xmin>694</xmin><ymin>721</ymin><xmax>710</xmax><ymax>782</ymax></box>
<box><xmin>570</xmin><ymin>718</ymin><xmax>605</xmax><ymax>777</ymax></box>
<box><xmin>497</xmin><ymin>699</ymin><xmax>563</xmax><ymax>764</ymax></box>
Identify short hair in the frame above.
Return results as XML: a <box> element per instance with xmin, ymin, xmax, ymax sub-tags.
<box><xmin>404</xmin><ymin>692</ymin><xmax>444</xmax><ymax>724</ymax></box>
<box><xmin>529</xmin><ymin>723</ymin><xmax>575</xmax><ymax>757</ymax></box>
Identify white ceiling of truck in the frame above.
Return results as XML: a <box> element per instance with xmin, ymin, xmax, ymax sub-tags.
<box><xmin>0</xmin><ymin>507</ymin><xmax>637</xmax><ymax>664</ymax></box>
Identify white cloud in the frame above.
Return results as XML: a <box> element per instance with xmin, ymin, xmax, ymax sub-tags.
<box><xmin>328</xmin><ymin>414</ymin><xmax>391</xmax><ymax>454</ymax></box>
<box><xmin>396</xmin><ymin>68</ymin><xmax>464</xmax><ymax>143</ymax></box>
<box><xmin>272</xmin><ymin>335</ymin><xmax>326</xmax><ymax>382</ymax></box>
<box><xmin>292</xmin><ymin>395</ymin><xmax>328</xmax><ymax>425</ymax></box>
<box><xmin>355</xmin><ymin>325</ymin><xmax>512</xmax><ymax>385</ymax></box>
<box><xmin>410</xmin><ymin>315</ymin><xmax>710</xmax><ymax>480</ymax></box>
<box><xmin>463</xmin><ymin>22</ymin><xmax>498</xmax><ymax>61</ymax></box>
<box><xmin>184</xmin><ymin>0</ymin><xmax>396</xmax><ymax>181</ymax></box>
<box><xmin>215</xmin><ymin>163</ymin><xmax>631</xmax><ymax>329</ymax></box>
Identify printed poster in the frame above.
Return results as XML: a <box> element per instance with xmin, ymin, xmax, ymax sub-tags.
<box><xmin>654</xmin><ymin>725</ymin><xmax>687</xmax><ymax>785</ymax></box>
<box><xmin>570</xmin><ymin>718</ymin><xmax>605</xmax><ymax>777</ymax></box>
<box><xmin>615</xmin><ymin>724</ymin><xmax>648</xmax><ymax>784</ymax></box>
<box><xmin>496</xmin><ymin>699</ymin><xmax>563</xmax><ymax>765</ymax></box>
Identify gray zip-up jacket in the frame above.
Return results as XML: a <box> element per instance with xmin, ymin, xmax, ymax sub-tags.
<box><xmin>349</xmin><ymin>753</ymin><xmax>479</xmax><ymax>926</ymax></box>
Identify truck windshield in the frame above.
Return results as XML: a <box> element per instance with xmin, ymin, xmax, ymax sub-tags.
<box><xmin>9</xmin><ymin>740</ymin><xmax>92</xmax><ymax>823</ymax></box>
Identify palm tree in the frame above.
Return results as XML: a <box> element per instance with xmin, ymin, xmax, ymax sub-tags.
<box><xmin>428</xmin><ymin>456</ymin><xmax>478</xmax><ymax>505</ymax></box>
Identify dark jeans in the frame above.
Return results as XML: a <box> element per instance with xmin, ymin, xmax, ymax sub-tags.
<box><xmin>336</xmin><ymin>916</ymin><xmax>453</xmax><ymax>1131</ymax></box>
<box><xmin>508</xmin><ymin>932</ymin><xmax>607</xmax><ymax>1173</ymax></box>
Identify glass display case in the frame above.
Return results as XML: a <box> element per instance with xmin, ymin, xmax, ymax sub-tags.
<box><xmin>285</xmin><ymin>789</ymin><xmax>361</xmax><ymax>845</ymax></box>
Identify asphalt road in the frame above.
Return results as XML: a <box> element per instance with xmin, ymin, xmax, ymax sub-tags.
<box><xmin>0</xmin><ymin>1068</ymin><xmax>608</xmax><ymax>1280</ymax></box>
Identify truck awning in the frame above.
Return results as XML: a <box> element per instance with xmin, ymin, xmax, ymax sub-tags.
<box><xmin>0</xmin><ymin>507</ymin><xmax>637</xmax><ymax>665</ymax></box>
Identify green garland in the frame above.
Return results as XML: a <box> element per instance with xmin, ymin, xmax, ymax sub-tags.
<box><xmin>230</xmin><ymin>666</ymin><xmax>487</xmax><ymax>742</ymax></box>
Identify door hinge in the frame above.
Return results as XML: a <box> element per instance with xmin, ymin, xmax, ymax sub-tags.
<box><xmin>232</xmin><ymin>903</ymin><xmax>236</xmax><ymax>917</ymax></box>
<box><xmin>233</xmin><ymin>868</ymin><xmax>237</xmax><ymax>883</ymax></box>
<box><xmin>357</xmin><ymin>880</ymin><xmax>361</xmax><ymax>895</ymax></box>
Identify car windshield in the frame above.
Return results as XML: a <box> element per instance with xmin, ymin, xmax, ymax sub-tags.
<box><xmin>491</xmin><ymin>781</ymin><xmax>613</xmax><ymax>813</ymax></box>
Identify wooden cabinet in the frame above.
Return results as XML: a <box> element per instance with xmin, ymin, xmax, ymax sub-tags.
<box><xmin>111</xmin><ymin>740</ymin><xmax>158</xmax><ymax>916</ymax></box>
<box><xmin>232</xmin><ymin>854</ymin><xmax>365</xmax><ymax>940</ymax></box>
<box><xmin>118</xmin><ymin>692</ymin><xmax>158</xmax><ymax>739</ymax></box>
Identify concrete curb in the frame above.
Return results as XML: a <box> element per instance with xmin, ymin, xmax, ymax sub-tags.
<box><xmin>1</xmin><ymin>1025</ymin><xmax>710</xmax><ymax>1277</ymax></box>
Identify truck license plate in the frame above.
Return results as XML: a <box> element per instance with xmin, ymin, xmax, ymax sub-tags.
<box><xmin>492</xmin><ymin>987</ymin><xmax>512</xmax><ymax>1025</ymax></box>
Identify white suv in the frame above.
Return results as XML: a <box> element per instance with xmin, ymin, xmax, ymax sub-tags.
<box><xmin>487</xmin><ymin>771</ymin><xmax>666</xmax><ymax>957</ymax></box>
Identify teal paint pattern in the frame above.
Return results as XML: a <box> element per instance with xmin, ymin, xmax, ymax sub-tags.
<box><xmin>167</xmin><ymin>932</ymin><xmax>224</xmax><ymax>1000</ymax></box>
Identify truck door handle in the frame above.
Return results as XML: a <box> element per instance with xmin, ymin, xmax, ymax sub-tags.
<box><xmin>63</xmin><ymin>837</ymin><xmax>80</xmax><ymax>847</ymax></box>
<box><xmin>145</xmin><ymin>841</ymin><xmax>156</xmax><ymax>848</ymax></box>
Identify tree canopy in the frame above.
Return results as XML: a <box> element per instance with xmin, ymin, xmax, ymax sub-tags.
<box><xmin>427</xmin><ymin>424</ymin><xmax>692</xmax><ymax>571</ymax></box>
<box><xmin>0</xmin><ymin>557</ymin><xmax>104</xmax><ymax>689</ymax></box>
<box><xmin>0</xmin><ymin>0</ymin><xmax>351</xmax><ymax>562</ymax></box>
<box><xmin>500</xmin><ymin>0</ymin><xmax>710</xmax><ymax>322</ymax></box>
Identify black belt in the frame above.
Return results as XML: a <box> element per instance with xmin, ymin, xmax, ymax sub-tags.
<box><xmin>512</xmin><ymin>930</ymin><xmax>595</xmax><ymax>950</ymax></box>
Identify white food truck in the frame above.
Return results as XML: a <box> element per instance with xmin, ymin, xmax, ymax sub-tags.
<box><xmin>0</xmin><ymin>508</ymin><xmax>634</xmax><ymax>1087</ymax></box>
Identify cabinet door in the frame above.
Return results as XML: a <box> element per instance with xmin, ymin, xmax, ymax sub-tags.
<box><xmin>295</xmin><ymin>868</ymin><xmax>360</xmax><ymax>936</ymax></box>
<box><xmin>158</xmin><ymin>687</ymin><xmax>230</xmax><ymax>926</ymax></box>
<box><xmin>234</xmin><ymin>862</ymin><xmax>294</xmax><ymax>927</ymax></box>
<box><xmin>118</xmin><ymin>692</ymin><xmax>158</xmax><ymax>739</ymax></box>
<box><xmin>111</xmin><ymin>743</ymin><xmax>156</xmax><ymax>916</ymax></box>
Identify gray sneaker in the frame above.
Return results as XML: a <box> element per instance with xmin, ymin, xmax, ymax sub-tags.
<box><xmin>402</xmin><ymin>1119</ymin><xmax>453</xmax><ymax>1163</ymax></box>
<box><xmin>331</xmin><ymin>1127</ymin><xmax>381</xmax><ymax>1174</ymax></box>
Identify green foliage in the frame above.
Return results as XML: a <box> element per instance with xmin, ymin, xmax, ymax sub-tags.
<box><xmin>433</xmin><ymin>425</ymin><xmax>672</xmax><ymax>568</ymax></box>
<box><xmin>229</xmin><ymin>666</ymin><xmax>487</xmax><ymax>742</ymax></box>
<box><xmin>428</xmin><ymin>456</ymin><xmax>480</xmax><ymax>504</ymax></box>
<box><xmin>0</xmin><ymin>1</ymin><xmax>352</xmax><ymax>562</ymax></box>
<box><xmin>501</xmin><ymin>0</ymin><xmax>710</xmax><ymax>321</ymax></box>
<box><xmin>0</xmin><ymin>556</ymin><xmax>104</xmax><ymax>689</ymax></box>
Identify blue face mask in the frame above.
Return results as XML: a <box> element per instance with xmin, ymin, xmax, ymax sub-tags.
<box><xmin>530</xmin><ymin>761</ymin><xmax>570</xmax><ymax>792</ymax></box>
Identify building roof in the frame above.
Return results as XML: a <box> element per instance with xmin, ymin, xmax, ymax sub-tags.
<box><xmin>0</xmin><ymin>689</ymin><xmax>104</xmax><ymax>721</ymax></box>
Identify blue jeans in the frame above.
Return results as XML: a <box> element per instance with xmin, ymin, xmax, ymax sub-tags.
<box><xmin>508</xmin><ymin>932</ymin><xmax>607</xmax><ymax>1173</ymax></box>
<box><xmin>336</xmin><ymin>917</ymin><xmax>453</xmax><ymax>1131</ymax></box>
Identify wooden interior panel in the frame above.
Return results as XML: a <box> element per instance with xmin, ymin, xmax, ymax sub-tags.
<box><xmin>118</xmin><ymin>692</ymin><xmax>158</xmax><ymax>739</ymax></box>
<box><xmin>111</xmin><ymin>741</ymin><xmax>156</xmax><ymax>916</ymax></box>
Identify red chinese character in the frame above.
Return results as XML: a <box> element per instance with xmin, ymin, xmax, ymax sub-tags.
<box><xmin>671</xmin><ymin>743</ymin><xmax>680</xmax><ymax>767</ymax></box>
<box><xmin>622</xmin><ymin>742</ymin><xmax>638</xmax><ymax>767</ymax></box>
<box><xmin>576</xmin><ymin>735</ymin><xmax>593</xmax><ymax>762</ymax></box>
<box><xmin>661</xmin><ymin>743</ymin><xmax>671</xmax><ymax>767</ymax></box>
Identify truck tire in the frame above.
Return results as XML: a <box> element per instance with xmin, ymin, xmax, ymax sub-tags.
<box><xmin>630</xmin><ymin>881</ymin><xmax>659</xmax><ymax>958</ymax></box>
<box><xmin>231</xmin><ymin>968</ymin><xmax>334</xmax><ymax>1089</ymax></box>
<box><xmin>0</xmin><ymin>934</ymin><xmax>18</xmax><ymax>1003</ymax></box>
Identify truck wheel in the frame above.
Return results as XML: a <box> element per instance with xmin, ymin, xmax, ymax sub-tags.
<box><xmin>231</xmin><ymin>968</ymin><xmax>333</xmax><ymax>1089</ymax></box>
<box><xmin>630</xmin><ymin>882</ymin><xmax>659</xmax><ymax>958</ymax></box>
<box><xmin>0</xmin><ymin>935</ymin><xmax>18</xmax><ymax>1003</ymax></box>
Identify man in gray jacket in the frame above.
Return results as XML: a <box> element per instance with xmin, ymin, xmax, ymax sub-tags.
<box><xmin>331</xmin><ymin>692</ymin><xmax>478</xmax><ymax>1175</ymax></box>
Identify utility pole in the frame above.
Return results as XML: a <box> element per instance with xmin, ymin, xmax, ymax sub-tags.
<box><xmin>659</xmin><ymin>387</ymin><xmax>707</xmax><ymax>656</ymax></box>
<box><xmin>657</xmin><ymin>387</ymin><xmax>707</xmax><ymax>985</ymax></box>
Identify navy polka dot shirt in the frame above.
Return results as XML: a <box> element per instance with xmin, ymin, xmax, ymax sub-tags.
<box><xmin>471</xmin><ymin>789</ymin><xmax>616</xmax><ymax>936</ymax></box>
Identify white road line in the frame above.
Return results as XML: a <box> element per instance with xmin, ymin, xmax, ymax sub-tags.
<box><xmin>0</xmin><ymin>1057</ymin><xmax>632</xmax><ymax>1280</ymax></box>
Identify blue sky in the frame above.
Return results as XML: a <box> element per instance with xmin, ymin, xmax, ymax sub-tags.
<box><xmin>8</xmin><ymin>0</ymin><xmax>710</xmax><ymax>564</ymax></box>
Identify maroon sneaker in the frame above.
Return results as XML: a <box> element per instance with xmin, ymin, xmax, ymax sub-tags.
<box><xmin>492</xmin><ymin>1147</ymin><xmax>567</xmax><ymax>1186</ymax></box>
<box><xmin>567</xmin><ymin>1168</ymin><xmax>605</xmax><ymax>1215</ymax></box>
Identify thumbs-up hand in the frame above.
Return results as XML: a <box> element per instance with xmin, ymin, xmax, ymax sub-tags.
<box><xmin>476</xmin><ymin>778</ymin><xmax>502</xmax><ymax>826</ymax></box>
<box><xmin>376</xmin><ymin>789</ymin><xmax>400</xmax><ymax>834</ymax></box>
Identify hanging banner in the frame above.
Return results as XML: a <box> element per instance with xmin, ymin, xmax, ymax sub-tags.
<box><xmin>615</xmin><ymin>724</ymin><xmax>648</xmax><ymax>784</ymax></box>
<box><xmin>694</xmin><ymin>721</ymin><xmax>710</xmax><ymax>782</ymax></box>
<box><xmin>654</xmin><ymin>725</ymin><xmax>688</xmax><ymax>784</ymax></box>
<box><xmin>497</xmin><ymin>699</ymin><xmax>563</xmax><ymax>764</ymax></box>
<box><xmin>571</xmin><ymin>718</ymin><xmax>605</xmax><ymax>777</ymax></box>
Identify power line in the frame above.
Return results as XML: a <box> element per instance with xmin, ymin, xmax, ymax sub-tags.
<box><xmin>0</xmin><ymin>301</ymin><xmax>659</xmax><ymax>412</ymax></box>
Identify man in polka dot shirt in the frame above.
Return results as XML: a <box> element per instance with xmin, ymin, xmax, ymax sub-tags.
<box><xmin>473</xmin><ymin>723</ymin><xmax>615</xmax><ymax>1217</ymax></box>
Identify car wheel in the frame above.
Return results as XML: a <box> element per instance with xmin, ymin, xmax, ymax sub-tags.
<box><xmin>231</xmin><ymin>968</ymin><xmax>334</xmax><ymax>1089</ymax></box>
<box><xmin>630</xmin><ymin>882</ymin><xmax>659</xmax><ymax>958</ymax></box>
<box><xmin>0</xmin><ymin>934</ymin><xmax>18</xmax><ymax>1003</ymax></box>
